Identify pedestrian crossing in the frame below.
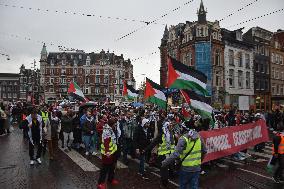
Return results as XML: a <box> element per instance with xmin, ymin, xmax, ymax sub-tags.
<box><xmin>58</xmin><ymin>142</ymin><xmax>127</xmax><ymax>172</ymax></box>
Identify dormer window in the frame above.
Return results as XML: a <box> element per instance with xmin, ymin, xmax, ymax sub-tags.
<box><xmin>236</xmin><ymin>31</ymin><xmax>242</xmax><ymax>41</ymax></box>
<box><xmin>86</xmin><ymin>56</ymin><xmax>91</xmax><ymax>66</ymax></box>
<box><xmin>79</xmin><ymin>54</ymin><xmax>82</xmax><ymax>59</ymax></box>
<box><xmin>50</xmin><ymin>59</ymin><xmax>54</xmax><ymax>66</ymax></box>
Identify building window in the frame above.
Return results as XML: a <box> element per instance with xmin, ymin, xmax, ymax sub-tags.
<box><xmin>229</xmin><ymin>69</ymin><xmax>234</xmax><ymax>87</ymax></box>
<box><xmin>272</xmin><ymin>53</ymin><xmax>275</xmax><ymax>63</ymax></box>
<box><xmin>260</xmin><ymin>80</ymin><xmax>265</xmax><ymax>90</ymax></box>
<box><xmin>104</xmin><ymin>69</ymin><xmax>109</xmax><ymax>75</ymax></box>
<box><xmin>215</xmin><ymin>50</ymin><xmax>221</xmax><ymax>66</ymax></box>
<box><xmin>95</xmin><ymin>76</ymin><xmax>100</xmax><ymax>83</ymax></box>
<box><xmin>238</xmin><ymin>70</ymin><xmax>243</xmax><ymax>88</ymax></box>
<box><xmin>79</xmin><ymin>54</ymin><xmax>82</xmax><ymax>59</ymax></box>
<box><xmin>95</xmin><ymin>87</ymin><xmax>100</xmax><ymax>94</ymax></box>
<box><xmin>229</xmin><ymin>50</ymin><xmax>234</xmax><ymax>66</ymax></box>
<box><xmin>276</xmin><ymin>71</ymin><xmax>279</xmax><ymax>79</ymax></box>
<box><xmin>85</xmin><ymin>87</ymin><xmax>89</xmax><ymax>94</ymax></box>
<box><xmin>272</xmin><ymin>84</ymin><xmax>276</xmax><ymax>95</ymax></box>
<box><xmin>13</xmin><ymin>93</ymin><xmax>17</xmax><ymax>98</ymax></box>
<box><xmin>245</xmin><ymin>72</ymin><xmax>250</xmax><ymax>89</ymax></box>
<box><xmin>282</xmin><ymin>72</ymin><xmax>284</xmax><ymax>80</ymax></box>
<box><xmin>104</xmin><ymin>76</ymin><xmax>108</xmax><ymax>84</ymax></box>
<box><xmin>238</xmin><ymin>52</ymin><xmax>243</xmax><ymax>67</ymax></box>
<box><xmin>96</xmin><ymin>70</ymin><xmax>100</xmax><ymax>75</ymax></box>
<box><xmin>85</xmin><ymin>69</ymin><xmax>90</xmax><ymax>75</ymax></box>
<box><xmin>260</xmin><ymin>64</ymin><xmax>264</xmax><ymax>73</ymax></box>
<box><xmin>50</xmin><ymin>78</ymin><xmax>54</xmax><ymax>84</ymax></box>
<box><xmin>245</xmin><ymin>54</ymin><xmax>250</xmax><ymax>68</ymax></box>
<box><xmin>113</xmin><ymin>79</ymin><xmax>117</xmax><ymax>84</ymax></box>
<box><xmin>74</xmin><ymin>69</ymin><xmax>77</xmax><ymax>75</ymax></box>
<box><xmin>86</xmin><ymin>77</ymin><xmax>90</xmax><ymax>84</ymax></box>
<box><xmin>277</xmin><ymin>84</ymin><xmax>280</xmax><ymax>95</ymax></box>
<box><xmin>57</xmin><ymin>55</ymin><xmax>60</xmax><ymax>59</ymax></box>
<box><xmin>281</xmin><ymin>85</ymin><xmax>284</xmax><ymax>95</ymax></box>
<box><xmin>105</xmin><ymin>88</ymin><xmax>108</xmax><ymax>94</ymax></box>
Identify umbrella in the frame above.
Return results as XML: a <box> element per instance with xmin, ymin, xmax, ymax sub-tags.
<box><xmin>131</xmin><ymin>102</ymin><xmax>144</xmax><ymax>108</ymax></box>
<box><xmin>79</xmin><ymin>101</ymin><xmax>97</xmax><ymax>110</ymax></box>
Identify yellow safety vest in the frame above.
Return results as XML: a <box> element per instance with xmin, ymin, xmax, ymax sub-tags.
<box><xmin>180</xmin><ymin>136</ymin><xmax>202</xmax><ymax>167</ymax></box>
<box><xmin>158</xmin><ymin>134</ymin><xmax>175</xmax><ymax>156</ymax></box>
<box><xmin>101</xmin><ymin>139</ymin><xmax>117</xmax><ymax>156</ymax></box>
<box><xmin>41</xmin><ymin>111</ymin><xmax>49</xmax><ymax>123</ymax></box>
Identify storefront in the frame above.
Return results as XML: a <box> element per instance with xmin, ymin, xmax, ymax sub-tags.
<box><xmin>255</xmin><ymin>94</ymin><xmax>271</xmax><ymax>111</ymax></box>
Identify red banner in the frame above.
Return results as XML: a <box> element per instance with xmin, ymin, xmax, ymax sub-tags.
<box><xmin>200</xmin><ymin>119</ymin><xmax>269</xmax><ymax>163</ymax></box>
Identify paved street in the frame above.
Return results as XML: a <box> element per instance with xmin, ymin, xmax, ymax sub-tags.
<box><xmin>0</xmin><ymin>127</ymin><xmax>283</xmax><ymax>189</ymax></box>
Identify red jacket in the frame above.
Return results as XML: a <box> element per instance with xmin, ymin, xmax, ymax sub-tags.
<box><xmin>101</xmin><ymin>137</ymin><xmax>116</xmax><ymax>164</ymax></box>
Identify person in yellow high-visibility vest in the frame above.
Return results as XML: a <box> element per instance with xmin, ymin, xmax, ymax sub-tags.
<box><xmin>144</xmin><ymin>117</ymin><xmax>176</xmax><ymax>188</ymax></box>
<box><xmin>97</xmin><ymin>118</ymin><xmax>119</xmax><ymax>189</ymax></box>
<box><xmin>161</xmin><ymin>127</ymin><xmax>207</xmax><ymax>189</ymax></box>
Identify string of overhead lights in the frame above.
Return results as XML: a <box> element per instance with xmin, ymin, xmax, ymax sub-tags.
<box><xmin>0</xmin><ymin>52</ymin><xmax>10</xmax><ymax>60</ymax></box>
<box><xmin>219</xmin><ymin>0</ymin><xmax>259</xmax><ymax>22</ymax></box>
<box><xmin>0</xmin><ymin>3</ymin><xmax>154</xmax><ymax>25</ymax></box>
<box><xmin>116</xmin><ymin>0</ymin><xmax>195</xmax><ymax>41</ymax></box>
<box><xmin>228</xmin><ymin>8</ymin><xmax>284</xmax><ymax>28</ymax></box>
<box><xmin>0</xmin><ymin>32</ymin><xmax>95</xmax><ymax>53</ymax></box>
<box><xmin>131</xmin><ymin>6</ymin><xmax>284</xmax><ymax>63</ymax></box>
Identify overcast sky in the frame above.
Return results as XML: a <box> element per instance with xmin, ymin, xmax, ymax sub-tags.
<box><xmin>0</xmin><ymin>0</ymin><xmax>284</xmax><ymax>86</ymax></box>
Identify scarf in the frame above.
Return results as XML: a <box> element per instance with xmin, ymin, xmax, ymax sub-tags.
<box><xmin>102</xmin><ymin>124</ymin><xmax>116</xmax><ymax>144</ymax></box>
<box><xmin>162</xmin><ymin>122</ymin><xmax>173</xmax><ymax>150</ymax></box>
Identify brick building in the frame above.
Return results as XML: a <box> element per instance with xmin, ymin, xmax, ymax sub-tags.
<box><xmin>39</xmin><ymin>44</ymin><xmax>135</xmax><ymax>103</ymax></box>
<box><xmin>19</xmin><ymin>64</ymin><xmax>42</xmax><ymax>104</ymax></box>
<box><xmin>243</xmin><ymin>27</ymin><xmax>273</xmax><ymax>111</ymax></box>
<box><xmin>160</xmin><ymin>0</ymin><xmax>224</xmax><ymax>106</ymax></box>
<box><xmin>270</xmin><ymin>30</ymin><xmax>284</xmax><ymax>108</ymax></box>
<box><xmin>0</xmin><ymin>73</ymin><xmax>19</xmax><ymax>103</ymax></box>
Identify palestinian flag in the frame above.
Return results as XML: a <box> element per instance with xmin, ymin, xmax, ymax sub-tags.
<box><xmin>68</xmin><ymin>82</ymin><xmax>87</xmax><ymax>102</ymax></box>
<box><xmin>144</xmin><ymin>78</ymin><xmax>167</xmax><ymax>109</ymax></box>
<box><xmin>123</xmin><ymin>81</ymin><xmax>139</xmax><ymax>100</ymax></box>
<box><xmin>167</xmin><ymin>56</ymin><xmax>209</xmax><ymax>96</ymax></box>
<box><xmin>180</xmin><ymin>89</ymin><xmax>213</xmax><ymax>121</ymax></box>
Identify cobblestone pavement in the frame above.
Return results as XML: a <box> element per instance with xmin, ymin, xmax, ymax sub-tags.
<box><xmin>0</xmin><ymin>127</ymin><xmax>283</xmax><ymax>189</ymax></box>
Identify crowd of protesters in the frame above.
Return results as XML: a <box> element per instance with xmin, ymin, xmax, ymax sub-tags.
<box><xmin>1</xmin><ymin>101</ymin><xmax>284</xmax><ymax>188</ymax></box>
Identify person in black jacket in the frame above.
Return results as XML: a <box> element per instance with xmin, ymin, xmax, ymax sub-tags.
<box><xmin>272</xmin><ymin>121</ymin><xmax>284</xmax><ymax>183</ymax></box>
<box><xmin>134</xmin><ymin>118</ymin><xmax>151</xmax><ymax>179</ymax></box>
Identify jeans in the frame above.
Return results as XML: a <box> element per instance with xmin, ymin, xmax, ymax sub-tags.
<box><xmin>63</xmin><ymin>132</ymin><xmax>74</xmax><ymax>149</ymax></box>
<box><xmin>82</xmin><ymin>135</ymin><xmax>95</xmax><ymax>153</ymax></box>
<box><xmin>29</xmin><ymin>141</ymin><xmax>42</xmax><ymax>160</ymax></box>
<box><xmin>122</xmin><ymin>138</ymin><xmax>134</xmax><ymax>161</ymax></box>
<box><xmin>139</xmin><ymin>154</ymin><xmax>145</xmax><ymax>175</ymax></box>
<box><xmin>179</xmin><ymin>170</ymin><xmax>200</xmax><ymax>189</ymax></box>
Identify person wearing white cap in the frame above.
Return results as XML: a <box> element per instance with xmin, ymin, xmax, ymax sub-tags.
<box><xmin>133</xmin><ymin>118</ymin><xmax>151</xmax><ymax>179</ymax></box>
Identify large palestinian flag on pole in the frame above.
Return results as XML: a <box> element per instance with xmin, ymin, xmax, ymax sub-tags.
<box><xmin>68</xmin><ymin>82</ymin><xmax>87</xmax><ymax>102</ymax></box>
<box><xmin>144</xmin><ymin>78</ymin><xmax>167</xmax><ymax>109</ymax></box>
<box><xmin>167</xmin><ymin>56</ymin><xmax>209</xmax><ymax>96</ymax></box>
<box><xmin>180</xmin><ymin>89</ymin><xmax>213</xmax><ymax>121</ymax></box>
<box><xmin>123</xmin><ymin>81</ymin><xmax>139</xmax><ymax>100</ymax></box>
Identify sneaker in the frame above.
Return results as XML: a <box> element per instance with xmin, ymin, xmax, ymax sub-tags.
<box><xmin>273</xmin><ymin>176</ymin><xmax>280</xmax><ymax>183</ymax></box>
<box><xmin>110</xmin><ymin>179</ymin><xmax>119</xmax><ymax>185</ymax></box>
<box><xmin>30</xmin><ymin>160</ymin><xmax>35</xmax><ymax>165</ymax></box>
<box><xmin>85</xmin><ymin>152</ymin><xmax>89</xmax><ymax>156</ymax></box>
<box><xmin>201</xmin><ymin>170</ymin><xmax>206</xmax><ymax>175</ymax></box>
<box><xmin>97</xmin><ymin>183</ymin><xmax>106</xmax><ymax>189</ymax></box>
<box><xmin>36</xmin><ymin>158</ymin><xmax>42</xmax><ymax>164</ymax></box>
<box><xmin>92</xmin><ymin>152</ymin><xmax>98</xmax><ymax>156</ymax></box>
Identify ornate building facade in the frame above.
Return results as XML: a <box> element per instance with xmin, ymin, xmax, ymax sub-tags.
<box><xmin>160</xmin><ymin>0</ymin><xmax>224</xmax><ymax>106</ymax></box>
<box><xmin>40</xmin><ymin>44</ymin><xmax>135</xmax><ymax>103</ymax></box>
